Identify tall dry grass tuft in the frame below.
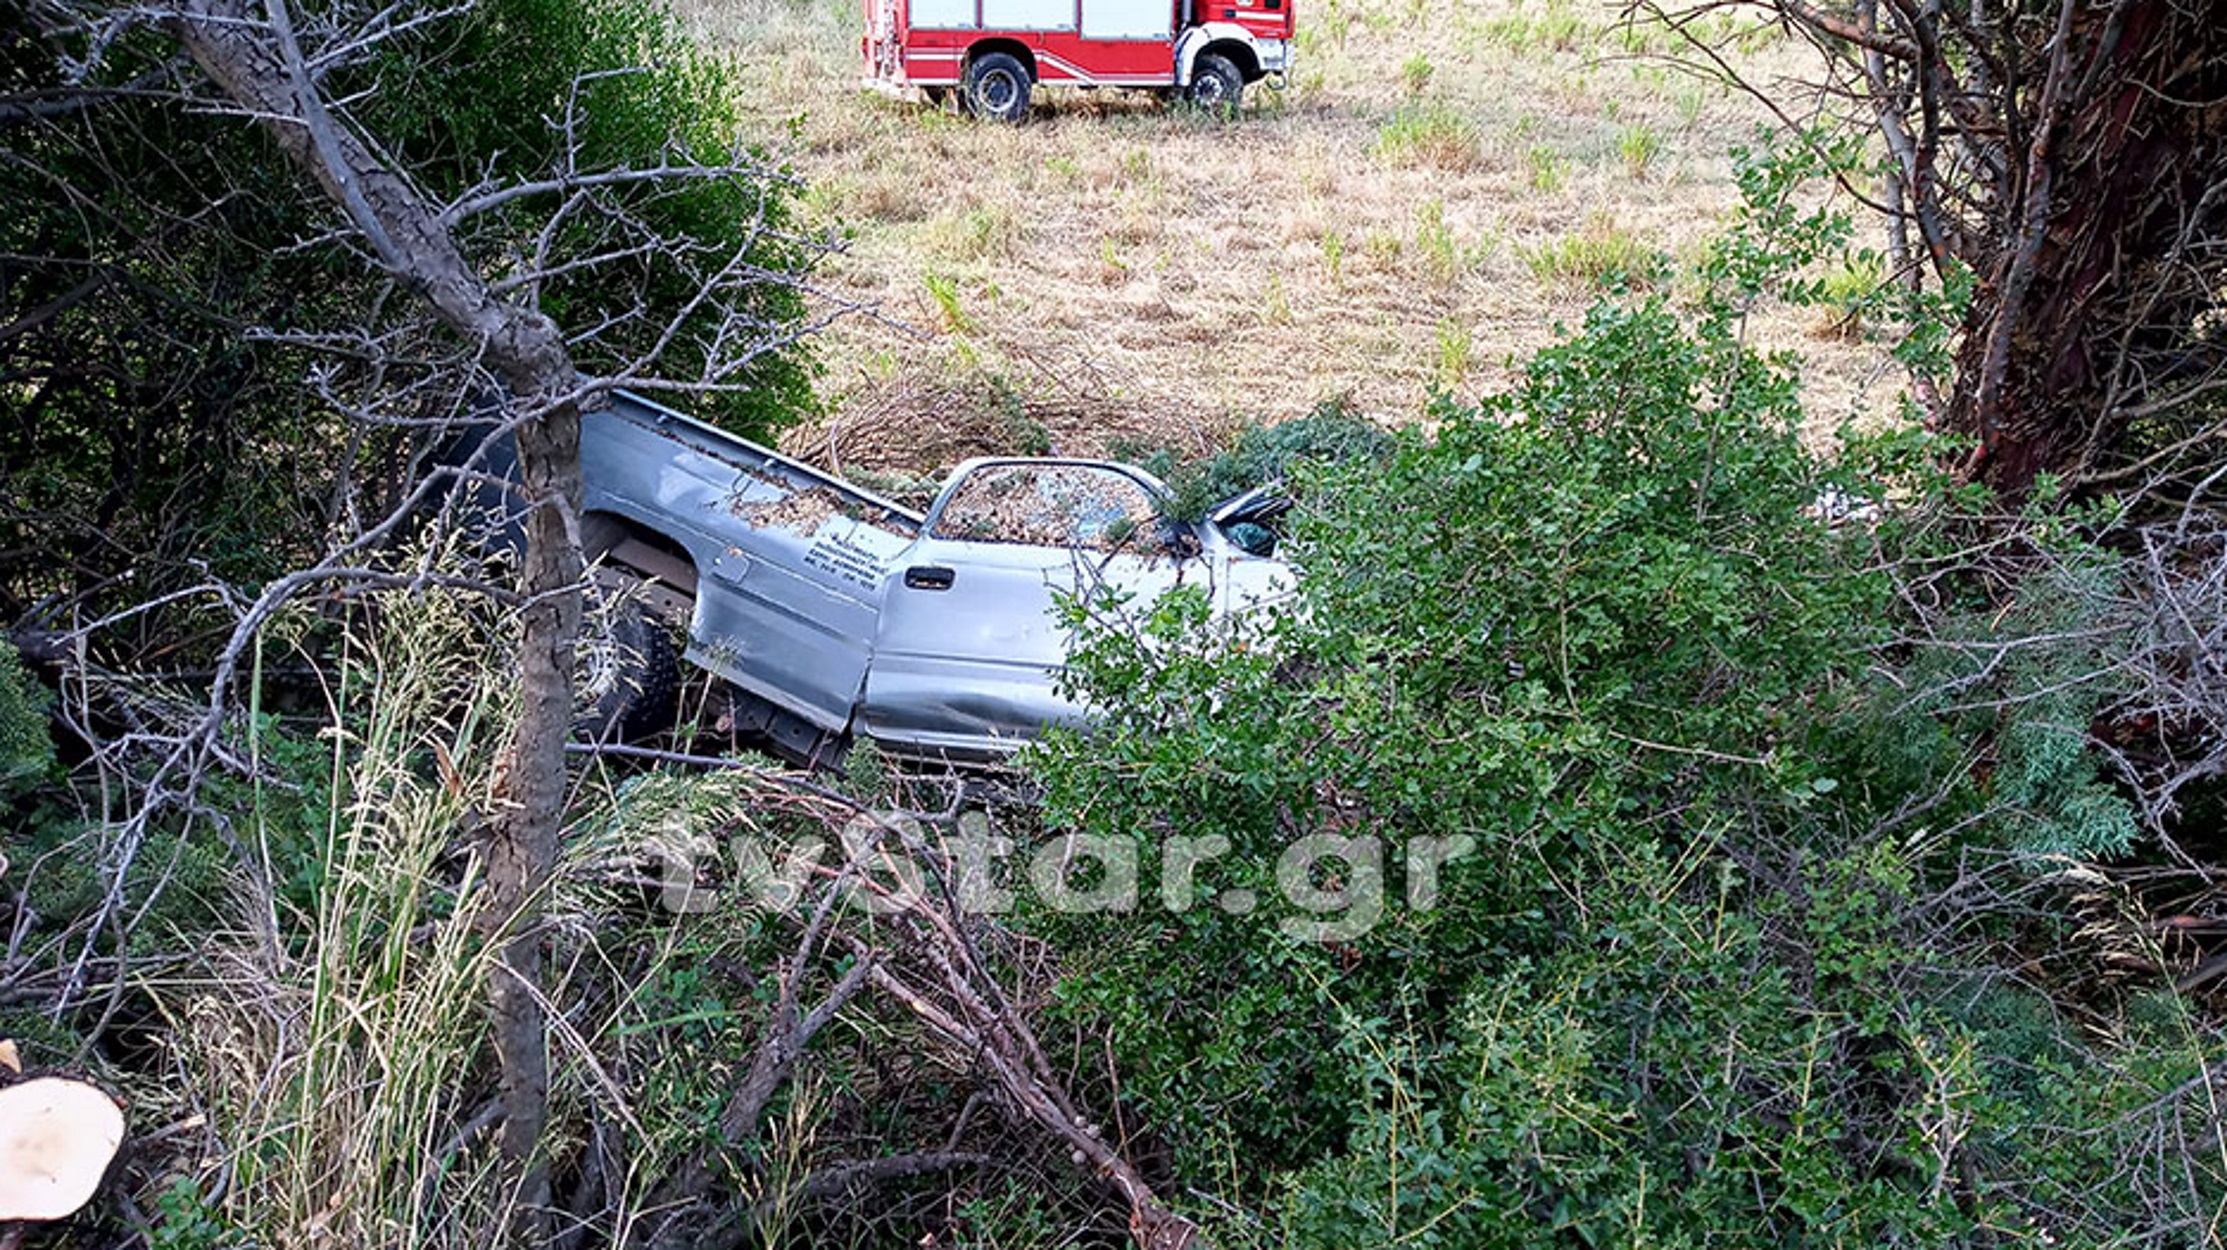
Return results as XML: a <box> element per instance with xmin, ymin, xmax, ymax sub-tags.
<box><xmin>1374</xmin><ymin>105</ymin><xmax>1485</xmax><ymax>172</ymax></box>
<box><xmin>160</xmin><ymin>588</ymin><xmax>516</xmax><ymax>1246</ymax></box>
<box><xmin>152</xmin><ymin>580</ymin><xmax>915</xmax><ymax>1245</ymax></box>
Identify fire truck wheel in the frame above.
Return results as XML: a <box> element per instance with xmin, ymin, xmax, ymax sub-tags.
<box><xmin>964</xmin><ymin>53</ymin><xmax>1032</xmax><ymax>123</ymax></box>
<box><xmin>1184</xmin><ymin>53</ymin><xmax>1243</xmax><ymax>116</ymax></box>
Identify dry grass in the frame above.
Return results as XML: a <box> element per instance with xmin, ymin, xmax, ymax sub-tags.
<box><xmin>676</xmin><ymin>0</ymin><xmax>1902</xmax><ymax>474</ymax></box>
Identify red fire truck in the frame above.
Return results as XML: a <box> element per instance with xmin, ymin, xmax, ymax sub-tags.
<box><xmin>863</xmin><ymin>0</ymin><xmax>1294</xmax><ymax>121</ymax></box>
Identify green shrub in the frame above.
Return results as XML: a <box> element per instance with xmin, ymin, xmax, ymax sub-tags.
<box><xmin>1870</xmin><ymin>507</ymin><xmax>2143</xmax><ymax>859</ymax></box>
<box><xmin>1111</xmin><ymin>399</ymin><xmax>1390</xmax><ymax>521</ymax></box>
<box><xmin>147</xmin><ymin>1173</ymin><xmax>233</xmax><ymax>1250</ymax></box>
<box><xmin>1</xmin><ymin>0</ymin><xmax>816</xmax><ymax>647</ymax></box>
<box><xmin>360</xmin><ymin>0</ymin><xmax>816</xmax><ymax>438</ymax></box>
<box><xmin>1022</xmin><ymin>143</ymin><xmax>2211</xmax><ymax>1242</ymax></box>
<box><xmin>1031</xmin><ymin>293</ymin><xmax>1899</xmax><ymax>1178</ymax></box>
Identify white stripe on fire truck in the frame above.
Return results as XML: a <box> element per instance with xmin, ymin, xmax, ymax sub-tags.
<box><xmin>1034</xmin><ymin>51</ymin><xmax>1163</xmax><ymax>83</ymax></box>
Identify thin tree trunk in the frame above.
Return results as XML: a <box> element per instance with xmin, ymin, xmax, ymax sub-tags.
<box><xmin>481</xmin><ymin>403</ymin><xmax>582</xmax><ymax>1225</ymax></box>
<box><xmin>169</xmin><ymin>0</ymin><xmax>583</xmax><ymax>1232</ymax></box>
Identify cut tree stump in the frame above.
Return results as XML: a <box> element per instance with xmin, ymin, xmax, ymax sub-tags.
<box><xmin>0</xmin><ymin>1075</ymin><xmax>126</xmax><ymax>1224</ymax></box>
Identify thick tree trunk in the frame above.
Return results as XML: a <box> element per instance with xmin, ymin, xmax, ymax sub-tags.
<box><xmin>481</xmin><ymin>404</ymin><xmax>582</xmax><ymax>1222</ymax></box>
<box><xmin>170</xmin><ymin>0</ymin><xmax>583</xmax><ymax>1229</ymax></box>
<box><xmin>1951</xmin><ymin>0</ymin><xmax>2222</xmax><ymax>493</ymax></box>
<box><xmin>1765</xmin><ymin>0</ymin><xmax>2227</xmax><ymax>496</ymax></box>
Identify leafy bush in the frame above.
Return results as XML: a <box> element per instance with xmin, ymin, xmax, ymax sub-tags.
<box><xmin>0</xmin><ymin>25</ymin><xmax>360</xmax><ymax>618</ymax></box>
<box><xmin>1892</xmin><ymin>529</ymin><xmax>2143</xmax><ymax>858</ymax></box>
<box><xmin>1112</xmin><ymin>399</ymin><xmax>1390</xmax><ymax>521</ymax></box>
<box><xmin>360</xmin><ymin>0</ymin><xmax>816</xmax><ymax>437</ymax></box>
<box><xmin>1023</xmin><ymin>146</ymin><xmax>2220</xmax><ymax>1242</ymax></box>
<box><xmin>1</xmin><ymin>0</ymin><xmax>814</xmax><ymax>639</ymax></box>
<box><xmin>1032</xmin><ymin>293</ymin><xmax>1902</xmax><ymax>1180</ymax></box>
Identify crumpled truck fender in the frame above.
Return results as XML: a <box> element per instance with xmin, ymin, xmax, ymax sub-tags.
<box><xmin>578</xmin><ymin>392</ymin><xmax>922</xmax><ymax>735</ymax></box>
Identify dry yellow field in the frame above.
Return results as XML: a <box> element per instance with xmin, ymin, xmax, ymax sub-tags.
<box><xmin>675</xmin><ymin>0</ymin><xmax>1903</xmax><ymax>473</ymax></box>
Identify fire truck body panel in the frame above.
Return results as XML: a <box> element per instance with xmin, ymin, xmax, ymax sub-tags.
<box><xmin>864</xmin><ymin>0</ymin><xmax>1290</xmax><ymax>96</ymax></box>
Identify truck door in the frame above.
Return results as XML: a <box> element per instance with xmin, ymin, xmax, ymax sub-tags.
<box><xmin>580</xmin><ymin>397</ymin><xmax>919</xmax><ymax>741</ymax></box>
<box><xmin>861</xmin><ymin>462</ymin><xmax>1188</xmax><ymax>755</ymax></box>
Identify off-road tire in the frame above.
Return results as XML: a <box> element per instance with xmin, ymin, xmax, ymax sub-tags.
<box><xmin>1183</xmin><ymin>53</ymin><xmax>1243</xmax><ymax>117</ymax></box>
<box><xmin>964</xmin><ymin>52</ymin><xmax>1032</xmax><ymax>123</ymax></box>
<box><xmin>576</xmin><ymin>595</ymin><xmax>680</xmax><ymax>743</ymax></box>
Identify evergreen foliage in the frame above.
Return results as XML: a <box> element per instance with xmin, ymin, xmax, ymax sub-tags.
<box><xmin>0</xmin><ymin>639</ymin><xmax>51</xmax><ymax>801</ymax></box>
<box><xmin>357</xmin><ymin>0</ymin><xmax>815</xmax><ymax>434</ymax></box>
<box><xmin>1115</xmin><ymin>399</ymin><xmax>1393</xmax><ymax>521</ymax></box>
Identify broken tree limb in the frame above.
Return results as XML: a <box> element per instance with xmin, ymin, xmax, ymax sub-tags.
<box><xmin>824</xmin><ymin>811</ymin><xmax>1208</xmax><ymax>1250</ymax></box>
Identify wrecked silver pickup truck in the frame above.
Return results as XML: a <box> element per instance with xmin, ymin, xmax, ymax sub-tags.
<box><xmin>571</xmin><ymin>391</ymin><xmax>1295</xmax><ymax>765</ymax></box>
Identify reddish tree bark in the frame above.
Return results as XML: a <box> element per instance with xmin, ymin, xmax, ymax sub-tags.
<box><xmin>1754</xmin><ymin>0</ymin><xmax>2227</xmax><ymax>497</ymax></box>
<box><xmin>1954</xmin><ymin>1</ymin><xmax>2227</xmax><ymax>493</ymax></box>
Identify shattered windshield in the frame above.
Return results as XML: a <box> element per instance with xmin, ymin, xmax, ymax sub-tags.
<box><xmin>933</xmin><ymin>464</ymin><xmax>1163</xmax><ymax>552</ymax></box>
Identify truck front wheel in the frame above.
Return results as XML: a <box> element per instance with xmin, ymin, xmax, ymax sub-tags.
<box><xmin>1184</xmin><ymin>53</ymin><xmax>1243</xmax><ymax>116</ymax></box>
<box><xmin>964</xmin><ymin>53</ymin><xmax>1031</xmax><ymax>123</ymax></box>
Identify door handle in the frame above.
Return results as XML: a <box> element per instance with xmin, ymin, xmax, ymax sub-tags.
<box><xmin>903</xmin><ymin>565</ymin><xmax>955</xmax><ymax>591</ymax></box>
